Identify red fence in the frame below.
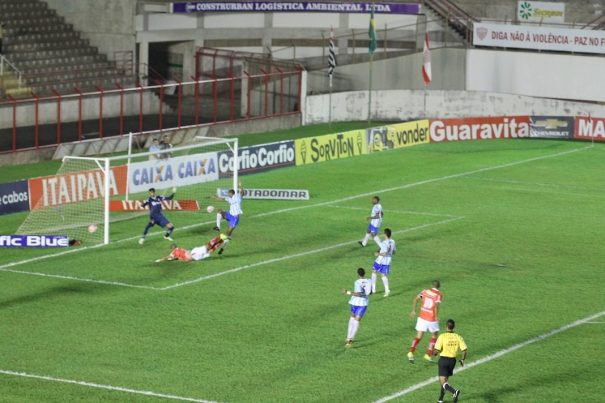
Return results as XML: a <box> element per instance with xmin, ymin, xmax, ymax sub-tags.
<box><xmin>0</xmin><ymin>69</ymin><xmax>303</xmax><ymax>153</ymax></box>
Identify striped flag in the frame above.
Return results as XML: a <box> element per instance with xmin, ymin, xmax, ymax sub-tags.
<box><xmin>368</xmin><ymin>5</ymin><xmax>377</xmax><ymax>54</ymax></box>
<box><xmin>422</xmin><ymin>32</ymin><xmax>432</xmax><ymax>86</ymax></box>
<box><xmin>328</xmin><ymin>27</ymin><xmax>336</xmax><ymax>86</ymax></box>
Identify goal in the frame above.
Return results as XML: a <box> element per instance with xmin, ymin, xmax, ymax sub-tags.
<box><xmin>18</xmin><ymin>136</ymin><xmax>239</xmax><ymax>245</ymax></box>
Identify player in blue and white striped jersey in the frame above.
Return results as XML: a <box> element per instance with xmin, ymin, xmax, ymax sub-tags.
<box><xmin>358</xmin><ymin>196</ymin><xmax>383</xmax><ymax>248</ymax></box>
<box><xmin>212</xmin><ymin>181</ymin><xmax>244</xmax><ymax>254</ymax></box>
<box><xmin>372</xmin><ymin>228</ymin><xmax>396</xmax><ymax>297</ymax></box>
<box><xmin>342</xmin><ymin>267</ymin><xmax>372</xmax><ymax>348</ymax></box>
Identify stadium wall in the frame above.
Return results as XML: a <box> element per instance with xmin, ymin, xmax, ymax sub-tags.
<box><xmin>308</xmin><ymin>48</ymin><xmax>467</xmax><ymax>93</ymax></box>
<box><xmin>307</xmin><ymin>48</ymin><xmax>605</xmax><ymax>103</ymax></box>
<box><xmin>303</xmin><ymin>90</ymin><xmax>605</xmax><ymax>124</ymax></box>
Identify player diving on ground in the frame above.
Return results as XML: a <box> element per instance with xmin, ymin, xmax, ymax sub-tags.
<box><xmin>154</xmin><ymin>234</ymin><xmax>230</xmax><ymax>262</ymax></box>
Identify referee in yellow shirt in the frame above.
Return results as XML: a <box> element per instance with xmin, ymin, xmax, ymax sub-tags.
<box><xmin>434</xmin><ymin>319</ymin><xmax>467</xmax><ymax>403</ymax></box>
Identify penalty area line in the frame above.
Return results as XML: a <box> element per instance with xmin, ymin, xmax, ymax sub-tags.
<box><xmin>373</xmin><ymin>309</ymin><xmax>605</xmax><ymax>403</ymax></box>
<box><xmin>326</xmin><ymin>205</ymin><xmax>460</xmax><ymax>218</ymax></box>
<box><xmin>0</xmin><ymin>369</ymin><xmax>217</xmax><ymax>403</ymax></box>
<box><xmin>160</xmin><ymin>216</ymin><xmax>464</xmax><ymax>290</ymax></box>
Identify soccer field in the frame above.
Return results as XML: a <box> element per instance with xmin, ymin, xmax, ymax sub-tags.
<box><xmin>0</xmin><ymin>138</ymin><xmax>603</xmax><ymax>402</ymax></box>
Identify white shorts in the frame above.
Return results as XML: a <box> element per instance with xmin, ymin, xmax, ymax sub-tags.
<box><xmin>415</xmin><ymin>317</ymin><xmax>440</xmax><ymax>333</ymax></box>
<box><xmin>190</xmin><ymin>246</ymin><xmax>209</xmax><ymax>261</ymax></box>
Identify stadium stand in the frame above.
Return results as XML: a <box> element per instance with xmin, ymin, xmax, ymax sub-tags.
<box><xmin>0</xmin><ymin>0</ymin><xmax>133</xmax><ymax>97</ymax></box>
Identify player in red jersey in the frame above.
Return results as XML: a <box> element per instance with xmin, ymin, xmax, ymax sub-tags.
<box><xmin>155</xmin><ymin>234</ymin><xmax>229</xmax><ymax>262</ymax></box>
<box><xmin>407</xmin><ymin>280</ymin><xmax>443</xmax><ymax>363</ymax></box>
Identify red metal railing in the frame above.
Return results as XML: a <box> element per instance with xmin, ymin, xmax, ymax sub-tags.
<box><xmin>0</xmin><ymin>71</ymin><xmax>302</xmax><ymax>153</ymax></box>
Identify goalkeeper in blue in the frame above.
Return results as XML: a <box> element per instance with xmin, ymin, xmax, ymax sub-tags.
<box><xmin>139</xmin><ymin>187</ymin><xmax>176</xmax><ymax>244</ymax></box>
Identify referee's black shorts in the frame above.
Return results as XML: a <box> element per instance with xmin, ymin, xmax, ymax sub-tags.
<box><xmin>438</xmin><ymin>357</ymin><xmax>457</xmax><ymax>377</ymax></box>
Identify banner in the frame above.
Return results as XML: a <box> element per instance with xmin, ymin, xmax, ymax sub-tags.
<box><xmin>367</xmin><ymin>120</ymin><xmax>430</xmax><ymax>152</ymax></box>
<box><xmin>473</xmin><ymin>22</ymin><xmax>605</xmax><ymax>54</ymax></box>
<box><xmin>517</xmin><ymin>1</ymin><xmax>565</xmax><ymax>23</ymax></box>
<box><xmin>28</xmin><ymin>166</ymin><xmax>127</xmax><ymax>210</ymax></box>
<box><xmin>109</xmin><ymin>200</ymin><xmax>200</xmax><ymax>212</ymax></box>
<box><xmin>0</xmin><ymin>235</ymin><xmax>69</xmax><ymax>248</ymax></box>
<box><xmin>295</xmin><ymin>130</ymin><xmax>367</xmax><ymax>165</ymax></box>
<box><xmin>128</xmin><ymin>152</ymin><xmax>219</xmax><ymax>194</ymax></box>
<box><xmin>217</xmin><ymin>141</ymin><xmax>295</xmax><ymax>178</ymax></box>
<box><xmin>0</xmin><ymin>180</ymin><xmax>30</xmax><ymax>216</ymax></box>
<box><xmin>529</xmin><ymin>116</ymin><xmax>573</xmax><ymax>139</ymax></box>
<box><xmin>430</xmin><ymin>116</ymin><xmax>531</xmax><ymax>142</ymax></box>
<box><xmin>217</xmin><ymin>188</ymin><xmax>309</xmax><ymax>200</ymax></box>
<box><xmin>574</xmin><ymin>116</ymin><xmax>605</xmax><ymax>142</ymax></box>
<box><xmin>172</xmin><ymin>2</ymin><xmax>421</xmax><ymax>14</ymax></box>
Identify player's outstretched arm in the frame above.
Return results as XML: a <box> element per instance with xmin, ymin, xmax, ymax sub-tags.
<box><xmin>238</xmin><ymin>181</ymin><xmax>244</xmax><ymax>196</ymax></box>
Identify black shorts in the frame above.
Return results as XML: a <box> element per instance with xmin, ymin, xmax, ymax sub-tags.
<box><xmin>438</xmin><ymin>357</ymin><xmax>457</xmax><ymax>377</ymax></box>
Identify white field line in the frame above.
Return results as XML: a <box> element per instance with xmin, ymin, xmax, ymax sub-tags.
<box><xmin>373</xmin><ymin>309</ymin><xmax>605</xmax><ymax>403</ymax></box>
<box><xmin>326</xmin><ymin>205</ymin><xmax>459</xmax><ymax>218</ymax></box>
<box><xmin>0</xmin><ymin>267</ymin><xmax>157</xmax><ymax>290</ymax></box>
<box><xmin>465</xmin><ymin>176</ymin><xmax>605</xmax><ymax>193</ymax></box>
<box><xmin>0</xmin><ymin>369</ymin><xmax>216</xmax><ymax>402</ymax></box>
<box><xmin>0</xmin><ymin>144</ymin><xmax>589</xmax><ymax>287</ymax></box>
<box><xmin>159</xmin><ymin>216</ymin><xmax>464</xmax><ymax>290</ymax></box>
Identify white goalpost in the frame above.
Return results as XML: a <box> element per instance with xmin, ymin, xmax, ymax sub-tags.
<box><xmin>17</xmin><ymin>136</ymin><xmax>239</xmax><ymax>245</ymax></box>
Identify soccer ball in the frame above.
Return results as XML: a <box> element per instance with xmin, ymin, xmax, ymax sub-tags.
<box><xmin>88</xmin><ymin>224</ymin><xmax>98</xmax><ymax>233</ymax></box>
<box><xmin>206</xmin><ymin>205</ymin><xmax>215</xmax><ymax>213</ymax></box>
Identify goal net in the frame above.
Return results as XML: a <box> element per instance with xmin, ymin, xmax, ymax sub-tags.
<box><xmin>17</xmin><ymin>136</ymin><xmax>238</xmax><ymax>245</ymax></box>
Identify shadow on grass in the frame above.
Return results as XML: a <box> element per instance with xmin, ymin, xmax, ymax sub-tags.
<box><xmin>476</xmin><ymin>366</ymin><xmax>587</xmax><ymax>402</ymax></box>
<box><xmin>0</xmin><ymin>283</ymin><xmax>109</xmax><ymax>309</ymax></box>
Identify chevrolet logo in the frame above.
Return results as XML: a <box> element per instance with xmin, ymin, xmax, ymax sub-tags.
<box><xmin>533</xmin><ymin>119</ymin><xmax>568</xmax><ymax>129</ymax></box>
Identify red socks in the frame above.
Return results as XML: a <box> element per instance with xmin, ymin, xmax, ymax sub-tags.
<box><xmin>410</xmin><ymin>337</ymin><xmax>421</xmax><ymax>352</ymax></box>
<box><xmin>427</xmin><ymin>335</ymin><xmax>437</xmax><ymax>355</ymax></box>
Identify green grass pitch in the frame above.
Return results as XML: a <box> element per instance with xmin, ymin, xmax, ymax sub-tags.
<box><xmin>0</xmin><ymin>131</ymin><xmax>603</xmax><ymax>402</ymax></box>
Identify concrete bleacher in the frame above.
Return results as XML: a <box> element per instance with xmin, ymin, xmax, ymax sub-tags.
<box><xmin>0</xmin><ymin>0</ymin><xmax>134</xmax><ymax>96</ymax></box>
